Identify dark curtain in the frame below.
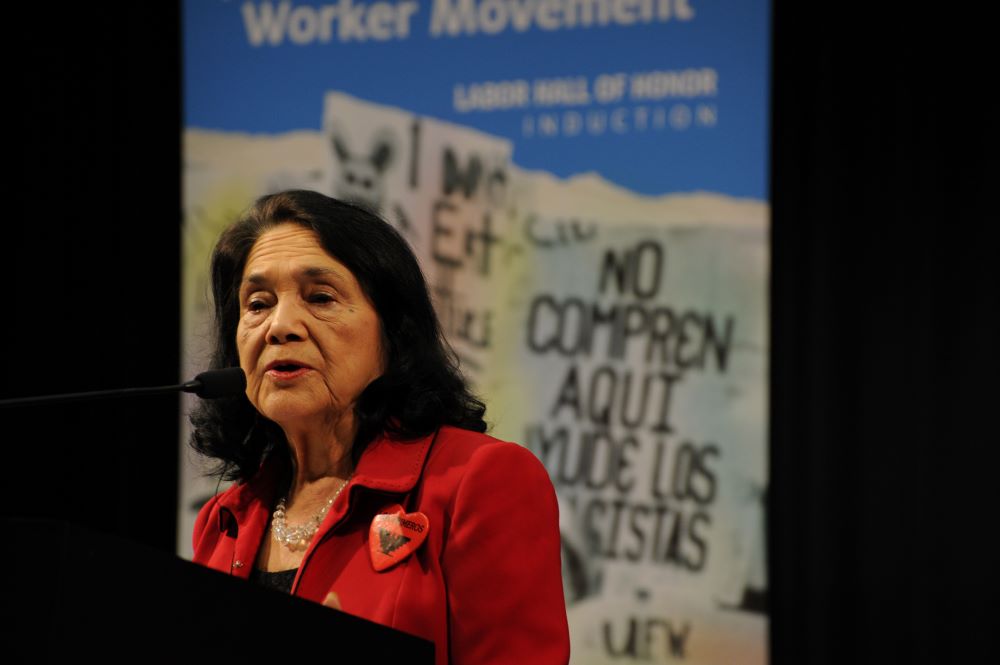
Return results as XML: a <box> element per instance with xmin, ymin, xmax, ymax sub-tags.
<box><xmin>771</xmin><ymin>3</ymin><xmax>994</xmax><ymax>662</ymax></box>
<box><xmin>6</xmin><ymin>5</ymin><xmax>181</xmax><ymax>553</ymax></box>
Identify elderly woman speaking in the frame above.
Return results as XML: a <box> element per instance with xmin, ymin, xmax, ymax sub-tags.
<box><xmin>190</xmin><ymin>191</ymin><xmax>569</xmax><ymax>663</ymax></box>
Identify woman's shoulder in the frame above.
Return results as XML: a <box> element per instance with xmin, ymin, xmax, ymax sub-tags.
<box><xmin>433</xmin><ymin>425</ymin><xmax>536</xmax><ymax>459</ymax></box>
<box><xmin>429</xmin><ymin>425</ymin><xmax>552</xmax><ymax>486</ymax></box>
<box><xmin>191</xmin><ymin>466</ymin><xmax>277</xmax><ymax>546</ymax></box>
<box><xmin>191</xmin><ymin>481</ymin><xmax>240</xmax><ymax>538</ymax></box>
<box><xmin>433</xmin><ymin>424</ymin><xmax>503</xmax><ymax>446</ymax></box>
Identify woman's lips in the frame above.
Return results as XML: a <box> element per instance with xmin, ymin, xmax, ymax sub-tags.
<box><xmin>265</xmin><ymin>366</ymin><xmax>312</xmax><ymax>381</ymax></box>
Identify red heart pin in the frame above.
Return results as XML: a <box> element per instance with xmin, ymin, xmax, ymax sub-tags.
<box><xmin>369</xmin><ymin>504</ymin><xmax>429</xmax><ymax>571</ymax></box>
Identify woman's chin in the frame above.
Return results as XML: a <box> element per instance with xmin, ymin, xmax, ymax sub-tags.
<box><xmin>257</xmin><ymin>395</ymin><xmax>332</xmax><ymax>428</ymax></box>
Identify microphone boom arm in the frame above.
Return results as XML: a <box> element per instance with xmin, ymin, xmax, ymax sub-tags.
<box><xmin>0</xmin><ymin>368</ymin><xmax>246</xmax><ymax>409</ymax></box>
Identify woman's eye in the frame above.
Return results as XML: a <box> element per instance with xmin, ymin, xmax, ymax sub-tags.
<box><xmin>310</xmin><ymin>292</ymin><xmax>336</xmax><ymax>304</ymax></box>
<box><xmin>247</xmin><ymin>299</ymin><xmax>269</xmax><ymax>312</ymax></box>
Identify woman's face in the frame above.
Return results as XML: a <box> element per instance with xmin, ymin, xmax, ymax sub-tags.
<box><xmin>236</xmin><ymin>223</ymin><xmax>384</xmax><ymax>429</ymax></box>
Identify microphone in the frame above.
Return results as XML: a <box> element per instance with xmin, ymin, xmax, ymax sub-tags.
<box><xmin>0</xmin><ymin>367</ymin><xmax>247</xmax><ymax>409</ymax></box>
<box><xmin>180</xmin><ymin>367</ymin><xmax>247</xmax><ymax>399</ymax></box>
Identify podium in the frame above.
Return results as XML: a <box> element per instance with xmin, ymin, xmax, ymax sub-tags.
<box><xmin>5</xmin><ymin>519</ymin><xmax>435</xmax><ymax>661</ymax></box>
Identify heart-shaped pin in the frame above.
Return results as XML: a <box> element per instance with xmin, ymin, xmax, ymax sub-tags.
<box><xmin>369</xmin><ymin>504</ymin><xmax>429</xmax><ymax>571</ymax></box>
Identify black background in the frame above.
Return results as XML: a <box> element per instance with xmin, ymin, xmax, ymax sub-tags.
<box><xmin>5</xmin><ymin>2</ymin><xmax>994</xmax><ymax>662</ymax></box>
<box><xmin>7</xmin><ymin>5</ymin><xmax>181</xmax><ymax>548</ymax></box>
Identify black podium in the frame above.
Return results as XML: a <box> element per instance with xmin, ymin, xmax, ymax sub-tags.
<box><xmin>4</xmin><ymin>519</ymin><xmax>434</xmax><ymax>662</ymax></box>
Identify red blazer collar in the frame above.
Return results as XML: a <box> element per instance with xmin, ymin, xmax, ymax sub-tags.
<box><xmin>351</xmin><ymin>429</ymin><xmax>435</xmax><ymax>493</ymax></box>
<box><xmin>208</xmin><ymin>430</ymin><xmax>437</xmax><ymax>585</ymax></box>
<box><xmin>216</xmin><ymin>429</ymin><xmax>436</xmax><ymax>519</ymax></box>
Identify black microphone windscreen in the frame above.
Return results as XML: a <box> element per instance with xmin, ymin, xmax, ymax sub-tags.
<box><xmin>191</xmin><ymin>368</ymin><xmax>246</xmax><ymax>398</ymax></box>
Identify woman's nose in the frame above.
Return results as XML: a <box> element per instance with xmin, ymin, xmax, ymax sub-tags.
<box><xmin>266</xmin><ymin>299</ymin><xmax>308</xmax><ymax>344</ymax></box>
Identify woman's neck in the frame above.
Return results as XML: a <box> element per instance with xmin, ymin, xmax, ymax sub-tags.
<box><xmin>280</xmin><ymin>418</ymin><xmax>355</xmax><ymax>507</ymax></box>
<box><xmin>281</xmin><ymin>409</ymin><xmax>355</xmax><ymax>474</ymax></box>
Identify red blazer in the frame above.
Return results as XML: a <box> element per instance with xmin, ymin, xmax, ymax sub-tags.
<box><xmin>192</xmin><ymin>426</ymin><xmax>570</xmax><ymax>664</ymax></box>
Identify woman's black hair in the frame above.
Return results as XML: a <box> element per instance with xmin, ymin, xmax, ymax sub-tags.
<box><xmin>189</xmin><ymin>190</ymin><xmax>487</xmax><ymax>482</ymax></box>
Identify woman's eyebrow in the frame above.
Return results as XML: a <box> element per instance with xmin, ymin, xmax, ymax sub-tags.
<box><xmin>302</xmin><ymin>266</ymin><xmax>345</xmax><ymax>281</ymax></box>
<box><xmin>242</xmin><ymin>266</ymin><xmax>343</xmax><ymax>286</ymax></box>
<box><xmin>302</xmin><ymin>266</ymin><xmax>337</xmax><ymax>277</ymax></box>
<box><xmin>243</xmin><ymin>272</ymin><xmax>268</xmax><ymax>287</ymax></box>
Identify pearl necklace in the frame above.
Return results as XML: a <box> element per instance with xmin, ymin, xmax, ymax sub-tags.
<box><xmin>271</xmin><ymin>474</ymin><xmax>352</xmax><ymax>552</ymax></box>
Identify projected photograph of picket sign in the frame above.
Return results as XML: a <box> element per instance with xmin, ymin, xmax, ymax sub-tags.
<box><xmin>182</xmin><ymin>2</ymin><xmax>769</xmax><ymax>662</ymax></box>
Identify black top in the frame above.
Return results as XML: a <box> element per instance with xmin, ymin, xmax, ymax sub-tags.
<box><xmin>249</xmin><ymin>567</ymin><xmax>297</xmax><ymax>594</ymax></box>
